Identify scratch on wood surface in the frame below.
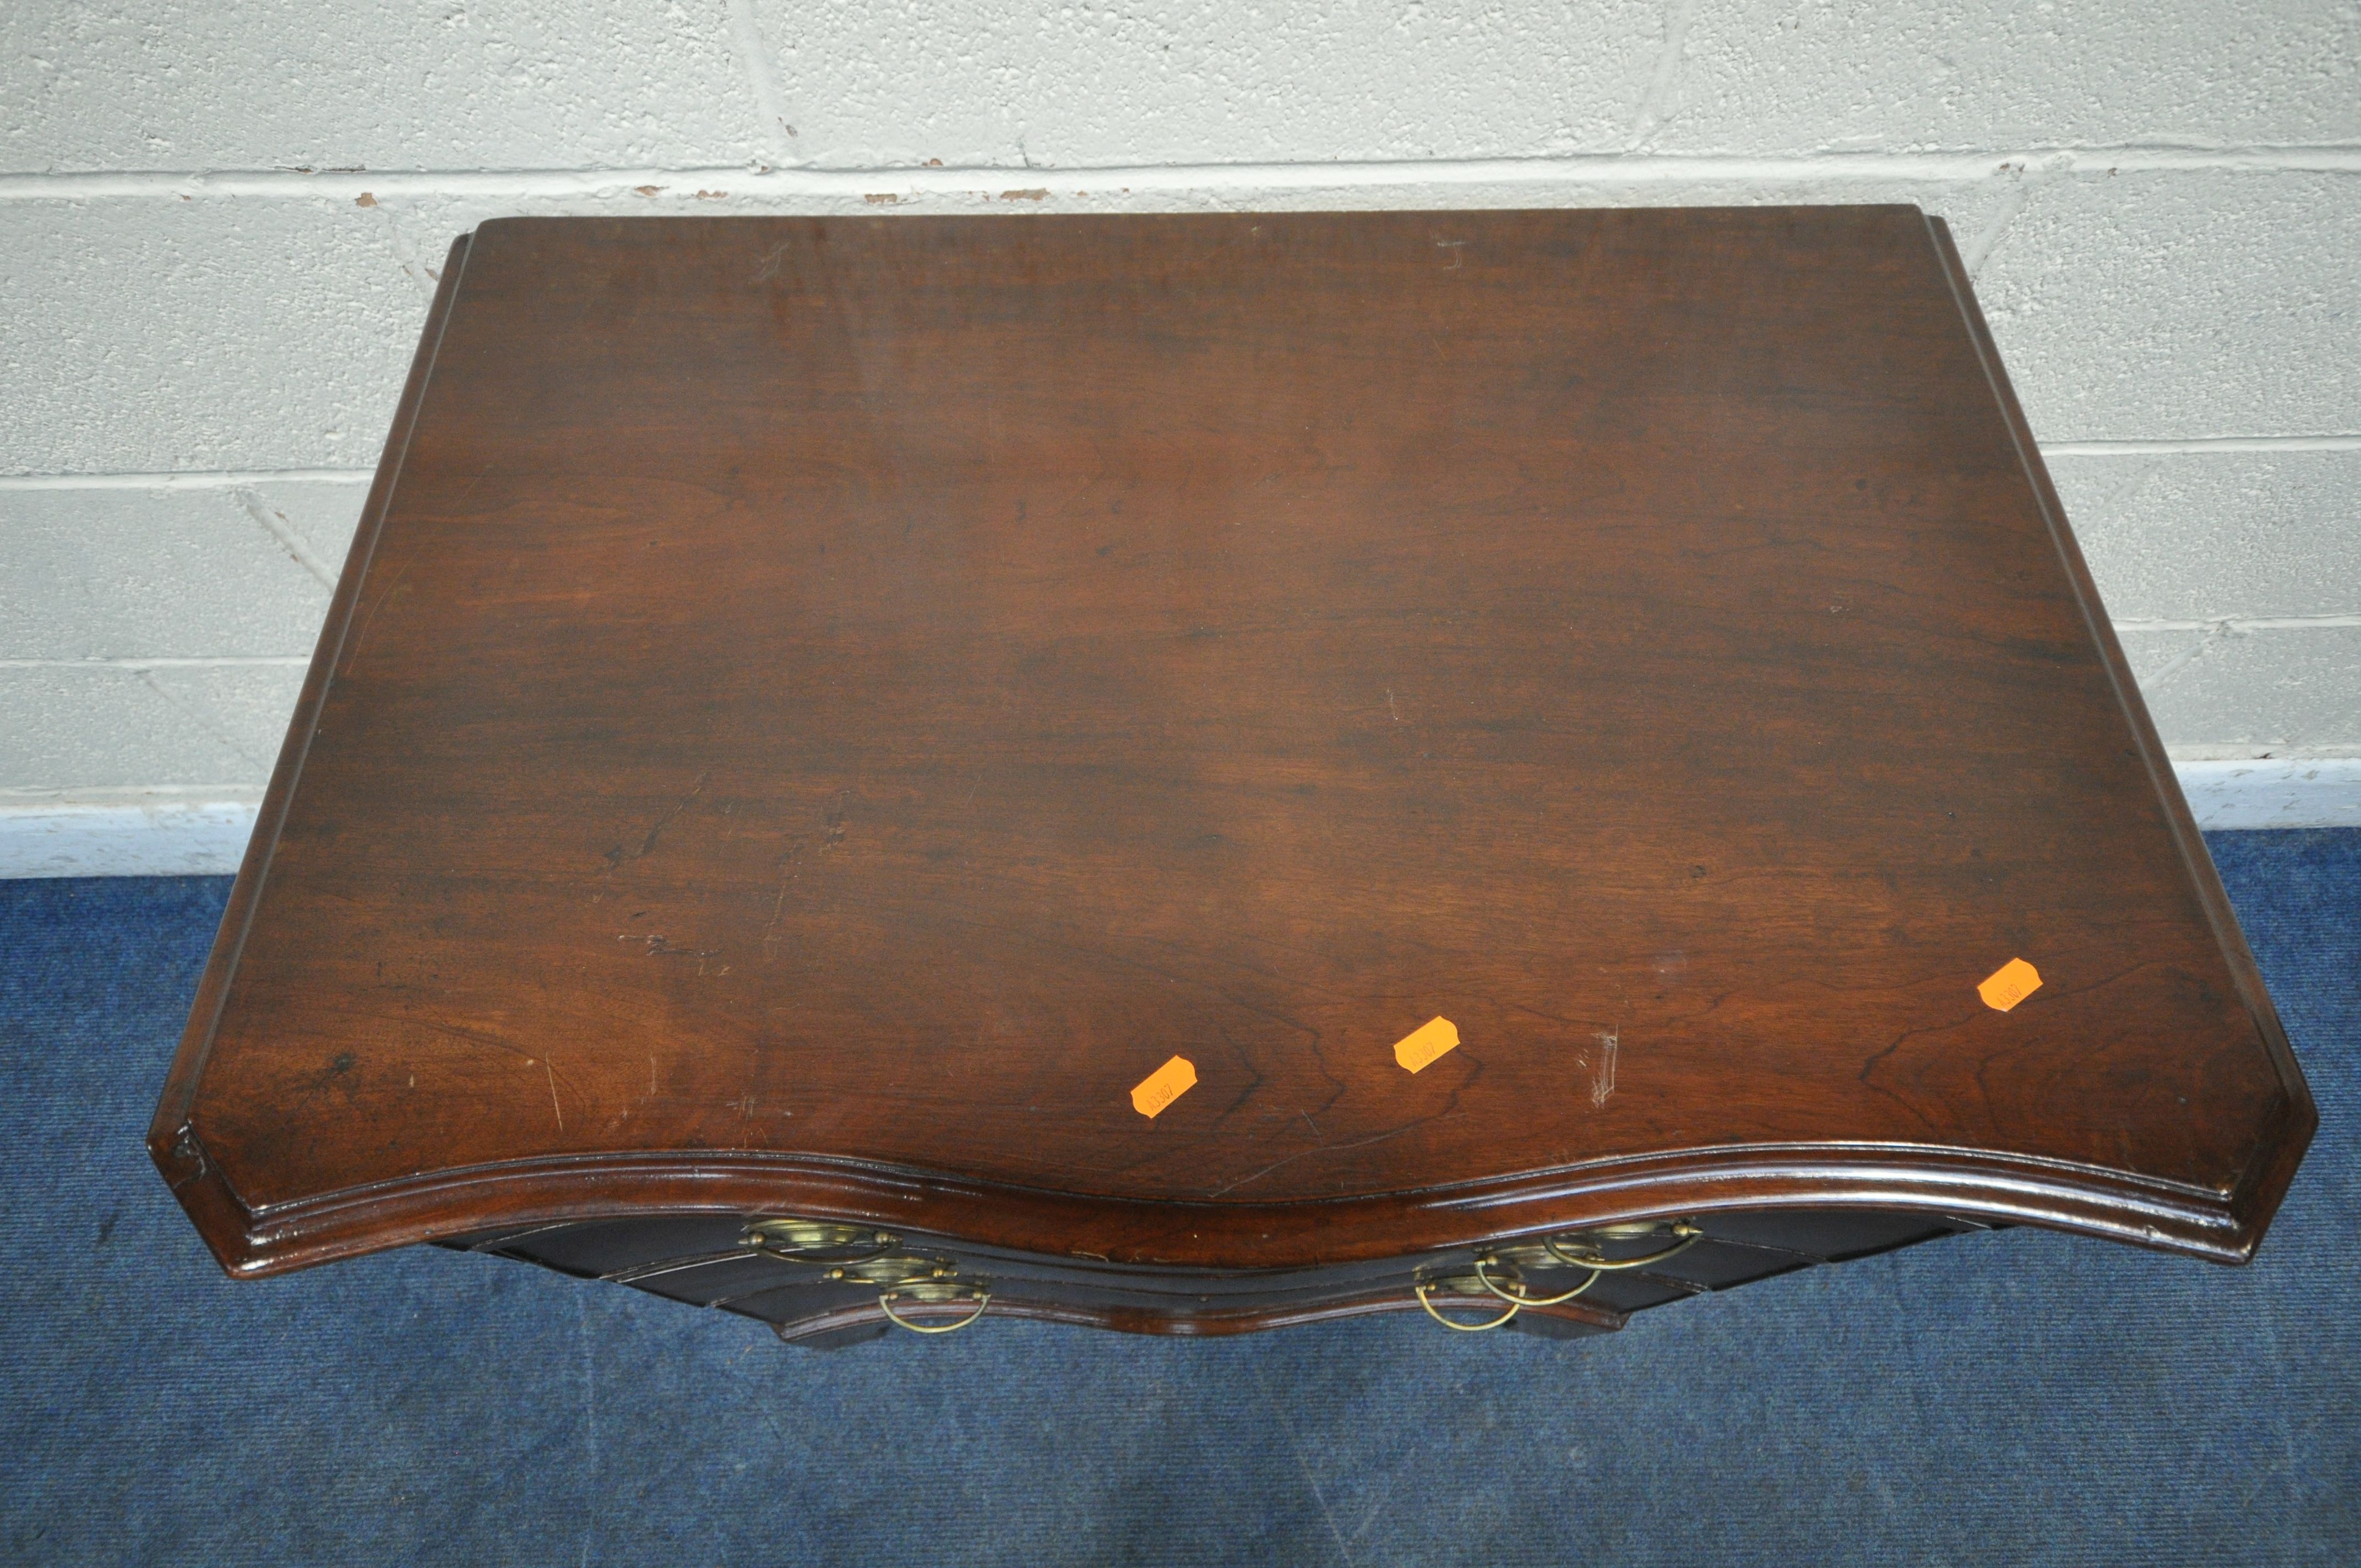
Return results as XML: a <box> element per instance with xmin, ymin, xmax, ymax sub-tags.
<box><xmin>448</xmin><ymin>461</ymin><xmax>496</xmax><ymax>510</ymax></box>
<box><xmin>1207</xmin><ymin>1121</ymin><xmax>1421</xmax><ymax>1199</ymax></box>
<box><xmin>541</xmin><ymin>1058</ymin><xmax>564</xmax><ymax>1130</ymax></box>
<box><xmin>619</xmin><ymin>932</ymin><xmax>721</xmax><ymax>966</ymax></box>
<box><xmin>341</xmin><ymin>556</ymin><xmax>415</xmax><ymax>676</ymax></box>
<box><xmin>1592</xmin><ymin>1027</ymin><xmax>1619</xmax><ymax>1108</ymax></box>
<box><xmin>761</xmin><ymin>856</ymin><xmax>796</xmax><ymax>950</ymax></box>
<box><xmin>638</xmin><ymin>770</ymin><xmax>709</xmax><ymax>857</ymax></box>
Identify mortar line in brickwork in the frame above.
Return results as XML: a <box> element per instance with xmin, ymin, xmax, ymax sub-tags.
<box><xmin>1</xmin><ymin>145</ymin><xmax>2358</xmax><ymax>202</ymax></box>
<box><xmin>2042</xmin><ymin>436</ymin><xmax>2361</xmax><ymax>455</ymax></box>
<box><xmin>2115</xmin><ymin>614</ymin><xmax>2361</xmax><ymax>634</ymax></box>
<box><xmin>0</xmin><ymin>470</ymin><xmax>373</xmax><ymax>491</ymax></box>
<box><xmin>0</xmin><ymin>657</ymin><xmax>313</xmax><ymax>669</ymax></box>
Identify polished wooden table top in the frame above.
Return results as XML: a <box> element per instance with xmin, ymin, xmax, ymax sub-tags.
<box><xmin>153</xmin><ymin>208</ymin><xmax>2311</xmax><ymax>1278</ymax></box>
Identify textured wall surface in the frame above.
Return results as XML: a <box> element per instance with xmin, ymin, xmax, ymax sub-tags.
<box><xmin>3</xmin><ymin>1</ymin><xmax>2356</xmax><ymax>841</ymax></box>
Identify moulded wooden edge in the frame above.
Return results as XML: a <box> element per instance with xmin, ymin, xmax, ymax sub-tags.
<box><xmin>161</xmin><ymin>1138</ymin><xmax>2266</xmax><ymax>1280</ymax></box>
<box><xmin>151</xmin><ymin>215</ymin><xmax>2316</xmax><ymax>1287</ymax></box>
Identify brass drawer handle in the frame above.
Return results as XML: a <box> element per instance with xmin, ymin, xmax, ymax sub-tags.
<box><xmin>742</xmin><ymin>1217</ymin><xmax>988</xmax><ymax>1334</ymax></box>
<box><xmin>1415</xmin><ymin>1277</ymin><xmax>1520</xmax><ymax>1331</ymax></box>
<box><xmin>821</xmin><ymin>1254</ymin><xmax>953</xmax><ymax>1289</ymax></box>
<box><xmin>1544</xmin><ymin>1221</ymin><xmax>1703</xmax><ymax>1272</ymax></box>
<box><xmin>741</xmin><ymin>1218</ymin><xmax>896</xmax><ymax>1265</ymax></box>
<box><xmin>1473</xmin><ymin>1250</ymin><xmax>1600</xmax><ymax>1307</ymax></box>
<box><xmin>879</xmin><ymin>1282</ymin><xmax>991</xmax><ymax>1335</ymax></box>
<box><xmin>1419</xmin><ymin>1221</ymin><xmax>1705</xmax><ymax>1330</ymax></box>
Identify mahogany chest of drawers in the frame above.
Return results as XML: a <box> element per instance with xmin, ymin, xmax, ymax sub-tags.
<box><xmin>151</xmin><ymin>206</ymin><xmax>2313</xmax><ymax>1346</ymax></box>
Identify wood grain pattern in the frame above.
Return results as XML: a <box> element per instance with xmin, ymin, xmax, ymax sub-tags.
<box><xmin>151</xmin><ymin>208</ymin><xmax>2311</xmax><ymax>1297</ymax></box>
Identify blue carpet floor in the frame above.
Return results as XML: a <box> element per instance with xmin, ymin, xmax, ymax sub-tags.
<box><xmin>2</xmin><ymin>832</ymin><xmax>2354</xmax><ymax>1566</ymax></box>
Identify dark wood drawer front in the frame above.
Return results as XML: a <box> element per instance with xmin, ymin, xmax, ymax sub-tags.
<box><xmin>442</xmin><ymin>1206</ymin><xmax>1983</xmax><ymax>1344</ymax></box>
<box><xmin>1701</xmin><ymin>1209</ymin><xmax>1986</xmax><ymax>1262</ymax></box>
<box><xmin>474</xmin><ymin>1215</ymin><xmax>752</xmax><ymax>1278</ymax></box>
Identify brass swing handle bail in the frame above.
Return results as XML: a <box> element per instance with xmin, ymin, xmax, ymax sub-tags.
<box><xmin>739</xmin><ymin>1218</ymin><xmax>989</xmax><ymax>1333</ymax></box>
<box><xmin>877</xmin><ymin>1281</ymin><xmax>992</xmax><ymax>1335</ymax></box>
<box><xmin>1415</xmin><ymin>1278</ymin><xmax>1521</xmax><ymax>1332</ymax></box>
<box><xmin>1473</xmin><ymin>1251</ymin><xmax>1599</xmax><ymax>1306</ymax></box>
<box><xmin>1418</xmin><ymin>1221</ymin><xmax>1706</xmax><ymax>1330</ymax></box>
<box><xmin>1542</xmin><ymin>1220</ymin><xmax>1704</xmax><ymax>1272</ymax></box>
<box><xmin>810</xmin><ymin>1249</ymin><xmax>993</xmax><ymax>1333</ymax></box>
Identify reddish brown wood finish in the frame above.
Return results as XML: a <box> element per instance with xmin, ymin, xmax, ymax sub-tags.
<box><xmin>153</xmin><ymin>209</ymin><xmax>2311</xmax><ymax>1308</ymax></box>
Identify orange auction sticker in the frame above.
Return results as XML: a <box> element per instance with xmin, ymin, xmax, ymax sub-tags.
<box><xmin>1977</xmin><ymin>958</ymin><xmax>2043</xmax><ymax>1012</ymax></box>
<box><xmin>1130</xmin><ymin>1055</ymin><xmax>1198</xmax><ymax>1118</ymax></box>
<box><xmin>1392</xmin><ymin>1016</ymin><xmax>1461</xmax><ymax>1073</ymax></box>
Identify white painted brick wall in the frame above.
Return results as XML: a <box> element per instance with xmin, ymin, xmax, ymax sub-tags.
<box><xmin>1658</xmin><ymin>0</ymin><xmax>2361</xmax><ymax>153</ymax></box>
<box><xmin>4</xmin><ymin>1</ymin><xmax>2358</xmax><ymax>869</ymax></box>
<box><xmin>4</xmin><ymin>2</ymin><xmax>766</xmax><ymax>170</ymax></box>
